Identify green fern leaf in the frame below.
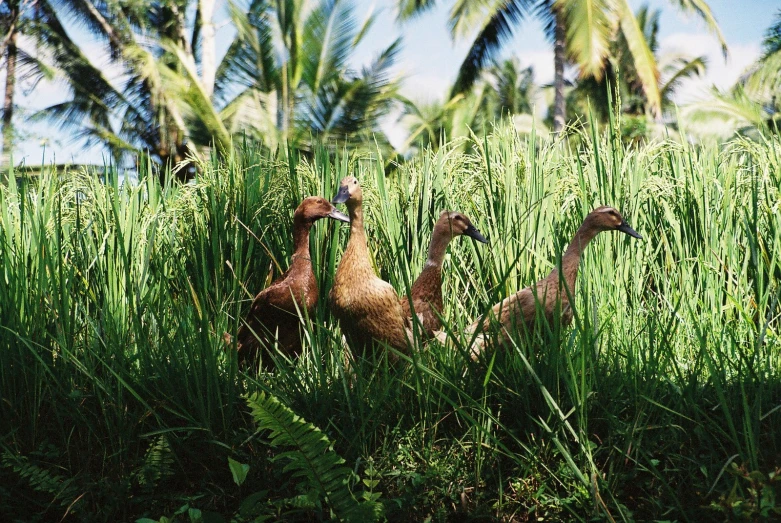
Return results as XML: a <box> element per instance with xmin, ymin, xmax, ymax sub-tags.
<box><xmin>245</xmin><ymin>392</ymin><xmax>382</xmax><ymax>522</ymax></box>
<box><xmin>1</xmin><ymin>451</ymin><xmax>81</xmax><ymax>511</ymax></box>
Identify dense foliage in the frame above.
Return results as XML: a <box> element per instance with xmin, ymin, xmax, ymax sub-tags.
<box><xmin>1</xmin><ymin>120</ymin><xmax>780</xmax><ymax>521</ymax></box>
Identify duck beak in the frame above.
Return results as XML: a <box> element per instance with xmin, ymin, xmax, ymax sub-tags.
<box><xmin>617</xmin><ymin>221</ymin><xmax>642</xmax><ymax>239</ymax></box>
<box><xmin>464</xmin><ymin>224</ymin><xmax>488</xmax><ymax>244</ymax></box>
<box><xmin>328</xmin><ymin>207</ymin><xmax>350</xmax><ymax>223</ymax></box>
<box><xmin>332</xmin><ymin>185</ymin><xmax>350</xmax><ymax>204</ymax></box>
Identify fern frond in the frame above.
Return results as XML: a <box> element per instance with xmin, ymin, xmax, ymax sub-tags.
<box><xmin>245</xmin><ymin>392</ymin><xmax>382</xmax><ymax>522</ymax></box>
<box><xmin>134</xmin><ymin>436</ymin><xmax>174</xmax><ymax>489</ymax></box>
<box><xmin>1</xmin><ymin>451</ymin><xmax>81</xmax><ymax>511</ymax></box>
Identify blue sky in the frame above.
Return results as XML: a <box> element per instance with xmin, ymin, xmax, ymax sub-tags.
<box><xmin>6</xmin><ymin>0</ymin><xmax>776</xmax><ymax>165</ymax></box>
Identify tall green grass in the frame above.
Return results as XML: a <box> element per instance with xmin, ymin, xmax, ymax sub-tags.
<box><xmin>1</xmin><ymin>124</ymin><xmax>780</xmax><ymax>521</ymax></box>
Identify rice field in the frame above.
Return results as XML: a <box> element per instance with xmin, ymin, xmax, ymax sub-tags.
<box><xmin>1</xmin><ymin>121</ymin><xmax>780</xmax><ymax>521</ymax></box>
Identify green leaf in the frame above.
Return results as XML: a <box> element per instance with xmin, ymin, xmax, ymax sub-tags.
<box><xmin>558</xmin><ymin>0</ymin><xmax>614</xmax><ymax>79</ymax></box>
<box><xmin>228</xmin><ymin>457</ymin><xmax>250</xmax><ymax>486</ymax></box>
<box><xmin>246</xmin><ymin>392</ymin><xmax>384</xmax><ymax>522</ymax></box>
<box><xmin>615</xmin><ymin>0</ymin><xmax>661</xmax><ymax>117</ymax></box>
<box><xmin>188</xmin><ymin>507</ymin><xmax>203</xmax><ymax>523</ymax></box>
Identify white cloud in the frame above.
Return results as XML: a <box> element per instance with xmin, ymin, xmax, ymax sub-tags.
<box><xmin>660</xmin><ymin>33</ymin><xmax>761</xmax><ymax>104</ymax></box>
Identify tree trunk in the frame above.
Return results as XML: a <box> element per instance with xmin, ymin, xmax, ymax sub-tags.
<box><xmin>553</xmin><ymin>7</ymin><xmax>566</xmax><ymax>134</ymax></box>
<box><xmin>199</xmin><ymin>0</ymin><xmax>216</xmax><ymax>99</ymax></box>
<box><xmin>2</xmin><ymin>0</ymin><xmax>19</xmax><ymax>168</ymax></box>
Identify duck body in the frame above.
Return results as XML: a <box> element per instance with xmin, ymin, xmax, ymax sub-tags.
<box><xmin>329</xmin><ymin>176</ymin><xmax>412</xmax><ymax>357</ymax></box>
<box><xmin>441</xmin><ymin>206</ymin><xmax>641</xmax><ymax>358</ymax></box>
<box><xmin>400</xmin><ymin>211</ymin><xmax>487</xmax><ymax>338</ymax></box>
<box><xmin>476</xmin><ymin>266</ymin><xmax>574</xmax><ymax>349</ymax></box>
<box><xmin>235</xmin><ymin>197</ymin><xmax>349</xmax><ymax>368</ymax></box>
<box><xmin>401</xmin><ymin>263</ymin><xmax>444</xmax><ymax>338</ymax></box>
<box><xmin>235</xmin><ymin>259</ymin><xmax>318</xmax><ymax>367</ymax></box>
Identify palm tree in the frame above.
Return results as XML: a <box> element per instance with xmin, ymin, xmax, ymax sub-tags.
<box><xmin>569</xmin><ymin>5</ymin><xmax>707</xmax><ymax>124</ymax></box>
<box><xmin>1</xmin><ymin>0</ymin><xmax>56</xmax><ymax>167</ymax></box>
<box><xmin>399</xmin><ymin>90</ymin><xmax>486</xmax><ymax>152</ymax></box>
<box><xmin>682</xmin><ymin>10</ymin><xmax>781</xmax><ymax>137</ymax></box>
<box><xmin>216</xmin><ymin>0</ymin><xmax>400</xmax><ymax>154</ymax></box>
<box><xmin>743</xmin><ymin>9</ymin><xmax>781</xmax><ymax>115</ymax></box>
<box><xmin>483</xmin><ymin>57</ymin><xmax>536</xmax><ymax>118</ymax></box>
<box><xmin>32</xmin><ymin>0</ymin><xmax>398</xmax><ymax>176</ymax></box>
<box><xmin>1</xmin><ymin>0</ymin><xmax>19</xmax><ymax>167</ymax></box>
<box><xmin>397</xmin><ymin>0</ymin><xmax>725</xmax><ymax>133</ymax></box>
<box><xmin>400</xmin><ymin>58</ymin><xmax>539</xmax><ymax>153</ymax></box>
<box><xmin>28</xmin><ymin>0</ymin><xmax>227</xmax><ymax>175</ymax></box>
<box><xmin>399</xmin><ymin>58</ymin><xmax>537</xmax><ymax>156</ymax></box>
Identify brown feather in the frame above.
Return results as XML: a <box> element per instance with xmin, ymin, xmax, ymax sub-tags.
<box><xmin>400</xmin><ymin>211</ymin><xmax>486</xmax><ymax>338</ymax></box>
<box><xmin>234</xmin><ymin>197</ymin><xmax>345</xmax><ymax>369</ymax></box>
<box><xmin>330</xmin><ymin>177</ymin><xmax>412</xmax><ymax>358</ymax></box>
<box><xmin>437</xmin><ymin>207</ymin><xmax>640</xmax><ymax>358</ymax></box>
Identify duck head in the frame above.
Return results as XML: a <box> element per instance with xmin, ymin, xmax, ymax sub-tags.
<box><xmin>586</xmin><ymin>206</ymin><xmax>642</xmax><ymax>239</ymax></box>
<box><xmin>296</xmin><ymin>196</ymin><xmax>350</xmax><ymax>223</ymax></box>
<box><xmin>332</xmin><ymin>176</ymin><xmax>362</xmax><ymax>209</ymax></box>
<box><xmin>437</xmin><ymin>211</ymin><xmax>488</xmax><ymax>243</ymax></box>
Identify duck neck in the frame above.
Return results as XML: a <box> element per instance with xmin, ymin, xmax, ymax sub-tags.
<box><xmin>290</xmin><ymin>216</ymin><xmax>313</xmax><ymax>271</ymax></box>
<box><xmin>411</xmin><ymin>228</ymin><xmax>450</xmax><ymax>292</ymax></box>
<box><xmin>426</xmin><ymin>226</ymin><xmax>452</xmax><ymax>268</ymax></box>
<box><xmin>555</xmin><ymin>221</ymin><xmax>600</xmax><ymax>291</ymax></box>
<box><xmin>343</xmin><ymin>201</ymin><xmax>373</xmax><ymax>270</ymax></box>
<box><xmin>348</xmin><ymin>202</ymin><xmax>365</xmax><ymax>239</ymax></box>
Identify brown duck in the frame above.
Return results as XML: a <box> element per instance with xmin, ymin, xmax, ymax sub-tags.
<box><xmin>233</xmin><ymin>196</ymin><xmax>349</xmax><ymax>368</ymax></box>
<box><xmin>437</xmin><ymin>206</ymin><xmax>642</xmax><ymax>358</ymax></box>
<box><xmin>401</xmin><ymin>211</ymin><xmax>488</xmax><ymax>338</ymax></box>
<box><xmin>329</xmin><ymin>176</ymin><xmax>412</xmax><ymax>358</ymax></box>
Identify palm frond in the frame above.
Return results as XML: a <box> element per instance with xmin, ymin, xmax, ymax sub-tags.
<box><xmin>451</xmin><ymin>0</ymin><xmax>530</xmax><ymax>96</ymax></box>
<box><xmin>215</xmin><ymin>0</ymin><xmax>279</xmax><ymax>103</ymax></box>
<box><xmin>301</xmin><ymin>36</ymin><xmax>399</xmax><ymax>146</ymax></box>
<box><xmin>681</xmin><ymin>86</ymin><xmax>769</xmax><ymax>137</ymax></box>
<box><xmin>615</xmin><ymin>0</ymin><xmax>661</xmax><ymax>117</ymax></box>
<box><xmin>301</xmin><ymin>0</ymin><xmax>357</xmax><ymax>95</ymax></box>
<box><xmin>353</xmin><ymin>3</ymin><xmax>378</xmax><ymax>46</ymax></box>
<box><xmin>219</xmin><ymin>88</ymin><xmax>280</xmax><ymax>147</ymax></box>
<box><xmin>53</xmin><ymin>0</ymin><xmax>136</xmax><ymax>59</ymax></box>
<box><xmin>762</xmin><ymin>9</ymin><xmax>781</xmax><ymax>57</ymax></box>
<box><xmin>397</xmin><ymin>0</ymin><xmax>440</xmax><ymax>21</ymax></box>
<box><xmin>743</xmin><ymin>50</ymin><xmax>781</xmax><ymax>100</ymax></box>
<box><xmin>669</xmin><ymin>0</ymin><xmax>728</xmax><ymax>57</ymax></box>
<box><xmin>660</xmin><ymin>55</ymin><xmax>706</xmax><ymax>106</ymax></box>
<box><xmin>557</xmin><ymin>0</ymin><xmax>614</xmax><ymax>80</ymax></box>
<box><xmin>165</xmin><ymin>43</ymin><xmax>231</xmax><ymax>149</ymax></box>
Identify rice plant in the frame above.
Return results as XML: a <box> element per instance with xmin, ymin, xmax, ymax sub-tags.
<box><xmin>1</xmin><ymin>123</ymin><xmax>780</xmax><ymax>521</ymax></box>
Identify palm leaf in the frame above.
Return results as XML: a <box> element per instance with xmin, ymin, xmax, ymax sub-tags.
<box><xmin>660</xmin><ymin>55</ymin><xmax>706</xmax><ymax>106</ymax></box>
<box><xmin>166</xmin><ymin>43</ymin><xmax>231</xmax><ymax>150</ymax></box>
<box><xmin>669</xmin><ymin>0</ymin><xmax>728</xmax><ymax>57</ymax></box>
<box><xmin>353</xmin><ymin>2</ymin><xmax>378</xmax><ymax>46</ymax></box>
<box><xmin>614</xmin><ymin>0</ymin><xmax>661</xmax><ymax>117</ymax></box>
<box><xmin>451</xmin><ymin>0</ymin><xmax>530</xmax><ymax>95</ymax></box>
<box><xmin>220</xmin><ymin>88</ymin><xmax>279</xmax><ymax>142</ymax></box>
<box><xmin>53</xmin><ymin>0</ymin><xmax>136</xmax><ymax>59</ymax></box>
<box><xmin>682</xmin><ymin>86</ymin><xmax>769</xmax><ymax>136</ymax></box>
<box><xmin>556</xmin><ymin>0</ymin><xmax>614</xmax><ymax>80</ymax></box>
<box><xmin>762</xmin><ymin>10</ymin><xmax>781</xmax><ymax>57</ymax></box>
<box><xmin>215</xmin><ymin>0</ymin><xmax>279</xmax><ymax>102</ymax></box>
<box><xmin>396</xmin><ymin>0</ymin><xmax>439</xmax><ymax>21</ymax></box>
<box><xmin>301</xmin><ymin>0</ymin><xmax>356</xmax><ymax>95</ymax></box>
<box><xmin>743</xmin><ymin>51</ymin><xmax>781</xmax><ymax>100</ymax></box>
